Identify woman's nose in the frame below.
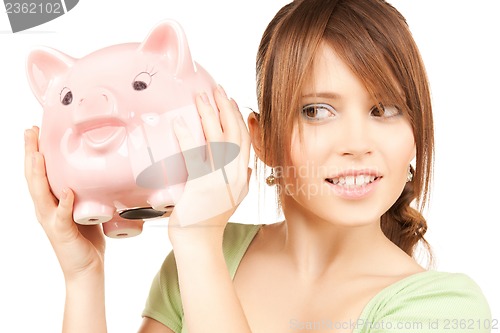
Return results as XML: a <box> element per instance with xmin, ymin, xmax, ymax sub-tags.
<box><xmin>336</xmin><ymin>113</ymin><xmax>373</xmax><ymax>158</ymax></box>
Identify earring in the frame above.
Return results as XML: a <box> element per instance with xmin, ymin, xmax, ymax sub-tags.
<box><xmin>266</xmin><ymin>168</ymin><xmax>276</xmax><ymax>186</ymax></box>
<box><xmin>406</xmin><ymin>166</ymin><xmax>414</xmax><ymax>183</ymax></box>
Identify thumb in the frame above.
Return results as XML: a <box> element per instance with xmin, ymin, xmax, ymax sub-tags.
<box><xmin>53</xmin><ymin>188</ymin><xmax>78</xmax><ymax>236</ymax></box>
<box><xmin>235</xmin><ymin>167</ymin><xmax>253</xmax><ymax>205</ymax></box>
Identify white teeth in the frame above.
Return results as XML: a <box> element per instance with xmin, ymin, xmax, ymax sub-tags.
<box><xmin>327</xmin><ymin>175</ymin><xmax>378</xmax><ymax>187</ymax></box>
<box><xmin>365</xmin><ymin>175</ymin><xmax>375</xmax><ymax>183</ymax></box>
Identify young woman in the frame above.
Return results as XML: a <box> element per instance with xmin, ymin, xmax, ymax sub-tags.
<box><xmin>24</xmin><ymin>0</ymin><xmax>491</xmax><ymax>332</ymax></box>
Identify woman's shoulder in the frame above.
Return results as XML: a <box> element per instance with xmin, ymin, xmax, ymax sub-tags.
<box><xmin>355</xmin><ymin>270</ymin><xmax>492</xmax><ymax>332</ymax></box>
<box><xmin>385</xmin><ymin>270</ymin><xmax>488</xmax><ymax>296</ymax></box>
<box><xmin>222</xmin><ymin>222</ymin><xmax>263</xmax><ymax>278</ymax></box>
<box><xmin>223</xmin><ymin>222</ymin><xmax>262</xmax><ymax>240</ymax></box>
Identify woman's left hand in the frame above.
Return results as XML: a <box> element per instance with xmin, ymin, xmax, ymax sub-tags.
<box><xmin>168</xmin><ymin>85</ymin><xmax>251</xmax><ymax>247</ymax></box>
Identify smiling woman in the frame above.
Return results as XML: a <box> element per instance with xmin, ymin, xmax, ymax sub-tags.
<box><xmin>252</xmin><ymin>0</ymin><xmax>432</xmax><ymax>257</ymax></box>
<box><xmin>142</xmin><ymin>1</ymin><xmax>492</xmax><ymax>332</ymax></box>
<box><xmin>271</xmin><ymin>56</ymin><xmax>409</xmax><ymax>239</ymax></box>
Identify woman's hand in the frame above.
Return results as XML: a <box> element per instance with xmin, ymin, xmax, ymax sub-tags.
<box><xmin>24</xmin><ymin>127</ymin><xmax>106</xmax><ymax>282</ymax></box>
<box><xmin>165</xmin><ymin>86</ymin><xmax>254</xmax><ymax>333</ymax></box>
<box><xmin>168</xmin><ymin>85</ymin><xmax>251</xmax><ymax>247</ymax></box>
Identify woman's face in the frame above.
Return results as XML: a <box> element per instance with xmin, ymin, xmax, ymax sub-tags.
<box><xmin>281</xmin><ymin>43</ymin><xmax>415</xmax><ymax>226</ymax></box>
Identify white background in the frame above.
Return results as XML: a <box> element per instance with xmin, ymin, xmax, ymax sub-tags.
<box><xmin>0</xmin><ymin>0</ymin><xmax>498</xmax><ymax>332</ymax></box>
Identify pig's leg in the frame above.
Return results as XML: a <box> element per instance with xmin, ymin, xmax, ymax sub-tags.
<box><xmin>73</xmin><ymin>201</ymin><xmax>114</xmax><ymax>225</ymax></box>
<box><xmin>102</xmin><ymin>220</ymin><xmax>144</xmax><ymax>238</ymax></box>
<box><xmin>148</xmin><ymin>184</ymin><xmax>184</xmax><ymax>213</ymax></box>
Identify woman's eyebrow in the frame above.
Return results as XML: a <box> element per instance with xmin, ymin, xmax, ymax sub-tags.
<box><xmin>301</xmin><ymin>91</ymin><xmax>341</xmax><ymax>99</ymax></box>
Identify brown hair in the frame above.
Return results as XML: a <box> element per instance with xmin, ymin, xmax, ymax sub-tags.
<box><xmin>255</xmin><ymin>0</ymin><xmax>434</xmax><ymax>261</ymax></box>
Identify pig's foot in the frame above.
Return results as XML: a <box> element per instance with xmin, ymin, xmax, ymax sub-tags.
<box><xmin>148</xmin><ymin>185</ymin><xmax>184</xmax><ymax>214</ymax></box>
<box><xmin>74</xmin><ymin>202</ymin><xmax>114</xmax><ymax>225</ymax></box>
<box><xmin>102</xmin><ymin>219</ymin><xmax>144</xmax><ymax>238</ymax></box>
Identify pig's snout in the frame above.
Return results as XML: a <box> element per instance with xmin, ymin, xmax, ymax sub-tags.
<box><xmin>73</xmin><ymin>89</ymin><xmax>117</xmax><ymax>125</ymax></box>
<box><xmin>71</xmin><ymin>89</ymin><xmax>126</xmax><ymax>150</ymax></box>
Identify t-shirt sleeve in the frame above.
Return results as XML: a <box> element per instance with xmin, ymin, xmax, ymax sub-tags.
<box><xmin>142</xmin><ymin>250</ymin><xmax>183</xmax><ymax>333</ymax></box>
<box><xmin>357</xmin><ymin>273</ymin><xmax>492</xmax><ymax>333</ymax></box>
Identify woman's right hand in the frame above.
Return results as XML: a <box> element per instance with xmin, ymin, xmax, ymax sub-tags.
<box><xmin>24</xmin><ymin>126</ymin><xmax>106</xmax><ymax>282</ymax></box>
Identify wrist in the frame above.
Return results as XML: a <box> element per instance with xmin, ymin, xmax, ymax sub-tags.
<box><xmin>170</xmin><ymin>226</ymin><xmax>224</xmax><ymax>252</ymax></box>
<box><xmin>64</xmin><ymin>264</ymin><xmax>104</xmax><ymax>287</ymax></box>
<box><xmin>168</xmin><ymin>212</ymin><xmax>227</xmax><ymax>249</ymax></box>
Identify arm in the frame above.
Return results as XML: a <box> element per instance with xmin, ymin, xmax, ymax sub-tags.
<box><xmin>25</xmin><ymin>127</ymin><xmax>108</xmax><ymax>333</ymax></box>
<box><xmin>167</xmin><ymin>86</ymin><xmax>252</xmax><ymax>333</ymax></box>
<box><xmin>27</xmin><ymin>128</ymin><xmax>175</xmax><ymax>333</ymax></box>
<box><xmin>63</xmin><ymin>272</ymin><xmax>106</xmax><ymax>333</ymax></box>
<box><xmin>138</xmin><ymin>318</ymin><xmax>176</xmax><ymax>333</ymax></box>
<box><xmin>172</xmin><ymin>230</ymin><xmax>252</xmax><ymax>333</ymax></box>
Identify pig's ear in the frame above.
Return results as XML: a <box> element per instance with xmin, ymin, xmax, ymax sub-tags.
<box><xmin>26</xmin><ymin>47</ymin><xmax>74</xmax><ymax>105</ymax></box>
<box><xmin>139</xmin><ymin>20</ymin><xmax>195</xmax><ymax>77</ymax></box>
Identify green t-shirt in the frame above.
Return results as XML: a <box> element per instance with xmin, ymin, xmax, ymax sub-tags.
<box><xmin>142</xmin><ymin>223</ymin><xmax>492</xmax><ymax>333</ymax></box>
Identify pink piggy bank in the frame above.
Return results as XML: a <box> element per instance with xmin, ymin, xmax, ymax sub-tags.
<box><xmin>26</xmin><ymin>20</ymin><xmax>217</xmax><ymax>238</ymax></box>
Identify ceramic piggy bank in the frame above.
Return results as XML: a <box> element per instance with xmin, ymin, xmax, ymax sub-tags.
<box><xmin>26</xmin><ymin>20</ymin><xmax>216</xmax><ymax>238</ymax></box>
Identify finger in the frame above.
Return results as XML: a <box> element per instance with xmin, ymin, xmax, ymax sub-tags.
<box><xmin>232</xmin><ymin>167</ymin><xmax>252</xmax><ymax>208</ymax></box>
<box><xmin>29</xmin><ymin>151</ymin><xmax>58</xmax><ymax>222</ymax></box>
<box><xmin>215</xmin><ymin>86</ymin><xmax>241</xmax><ymax>145</ymax></box>
<box><xmin>24</xmin><ymin>127</ymin><xmax>40</xmax><ymax>181</ymax></box>
<box><xmin>173</xmin><ymin>115</ymin><xmax>211</xmax><ymax>179</ymax></box>
<box><xmin>232</xmin><ymin>101</ymin><xmax>251</xmax><ymax>164</ymax></box>
<box><xmin>55</xmin><ymin>188</ymin><xmax>105</xmax><ymax>255</ymax></box>
<box><xmin>214</xmin><ymin>89</ymin><xmax>251</xmax><ymax>174</ymax></box>
<box><xmin>196</xmin><ymin>92</ymin><xmax>224</xmax><ymax>143</ymax></box>
<box><xmin>52</xmin><ymin>187</ymin><xmax>78</xmax><ymax>238</ymax></box>
<box><xmin>225</xmin><ymin>99</ymin><xmax>251</xmax><ymax>172</ymax></box>
<box><xmin>229</xmin><ymin>98</ymin><xmax>246</xmax><ymax>124</ymax></box>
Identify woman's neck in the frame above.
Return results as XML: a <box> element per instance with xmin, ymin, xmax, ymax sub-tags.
<box><xmin>274</xmin><ymin>202</ymin><xmax>411</xmax><ymax>282</ymax></box>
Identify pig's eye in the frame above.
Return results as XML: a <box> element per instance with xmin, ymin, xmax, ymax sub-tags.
<box><xmin>133</xmin><ymin>72</ymin><xmax>153</xmax><ymax>91</ymax></box>
<box><xmin>60</xmin><ymin>87</ymin><xmax>73</xmax><ymax>105</ymax></box>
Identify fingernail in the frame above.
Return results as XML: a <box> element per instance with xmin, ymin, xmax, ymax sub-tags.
<box><xmin>198</xmin><ymin>92</ymin><xmax>210</xmax><ymax>106</ymax></box>
<box><xmin>217</xmin><ymin>84</ymin><xmax>228</xmax><ymax>99</ymax></box>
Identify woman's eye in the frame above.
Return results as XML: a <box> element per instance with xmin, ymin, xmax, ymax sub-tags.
<box><xmin>370</xmin><ymin>104</ymin><xmax>401</xmax><ymax>118</ymax></box>
<box><xmin>301</xmin><ymin>103</ymin><xmax>336</xmax><ymax>121</ymax></box>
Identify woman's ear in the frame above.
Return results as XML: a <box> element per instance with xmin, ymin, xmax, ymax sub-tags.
<box><xmin>247</xmin><ymin>112</ymin><xmax>266</xmax><ymax>164</ymax></box>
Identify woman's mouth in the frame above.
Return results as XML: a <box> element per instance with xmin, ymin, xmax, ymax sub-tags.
<box><xmin>325</xmin><ymin>175</ymin><xmax>381</xmax><ymax>187</ymax></box>
<box><xmin>325</xmin><ymin>174</ymin><xmax>382</xmax><ymax>199</ymax></box>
